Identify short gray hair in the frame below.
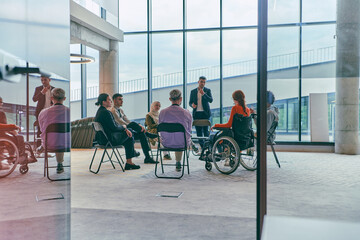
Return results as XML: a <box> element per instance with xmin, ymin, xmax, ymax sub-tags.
<box><xmin>51</xmin><ymin>88</ymin><xmax>66</xmax><ymax>101</ymax></box>
<box><xmin>169</xmin><ymin>89</ymin><xmax>182</xmax><ymax>101</ymax></box>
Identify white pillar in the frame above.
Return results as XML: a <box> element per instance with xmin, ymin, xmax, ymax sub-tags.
<box><xmin>335</xmin><ymin>0</ymin><xmax>360</xmax><ymax>154</ymax></box>
<box><xmin>99</xmin><ymin>40</ymin><xmax>119</xmax><ymax>97</ymax></box>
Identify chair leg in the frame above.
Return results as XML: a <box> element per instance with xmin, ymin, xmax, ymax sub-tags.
<box><xmin>115</xmin><ymin>148</ymin><xmax>125</xmax><ymax>164</ymax></box>
<box><xmin>270</xmin><ymin>144</ymin><xmax>281</xmax><ymax>168</ymax></box>
<box><xmin>89</xmin><ymin>148</ymin><xmax>106</xmax><ymax>174</ymax></box>
<box><xmin>186</xmin><ymin>150</ymin><xmax>190</xmax><ymax>174</ymax></box>
<box><xmin>104</xmin><ymin>149</ymin><xmax>116</xmax><ymax>169</ymax></box>
<box><xmin>113</xmin><ymin>148</ymin><xmax>125</xmax><ymax>172</ymax></box>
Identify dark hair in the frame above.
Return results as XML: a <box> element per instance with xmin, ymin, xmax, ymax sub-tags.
<box><xmin>199</xmin><ymin>76</ymin><xmax>206</xmax><ymax>81</ymax></box>
<box><xmin>232</xmin><ymin>90</ymin><xmax>247</xmax><ymax>115</ymax></box>
<box><xmin>95</xmin><ymin>93</ymin><xmax>109</xmax><ymax>106</ymax></box>
<box><xmin>267</xmin><ymin>91</ymin><xmax>275</xmax><ymax>104</ymax></box>
<box><xmin>112</xmin><ymin>93</ymin><xmax>123</xmax><ymax>100</ymax></box>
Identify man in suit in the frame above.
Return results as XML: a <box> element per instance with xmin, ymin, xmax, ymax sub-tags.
<box><xmin>110</xmin><ymin>93</ymin><xmax>157</xmax><ymax>164</ymax></box>
<box><xmin>32</xmin><ymin>76</ymin><xmax>54</xmax><ymax>148</ymax></box>
<box><xmin>189</xmin><ymin>76</ymin><xmax>213</xmax><ymax>149</ymax></box>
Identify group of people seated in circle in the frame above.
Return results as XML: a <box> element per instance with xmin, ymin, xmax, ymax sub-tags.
<box><xmin>94</xmin><ymin>86</ymin><xmax>278</xmax><ymax>172</ymax></box>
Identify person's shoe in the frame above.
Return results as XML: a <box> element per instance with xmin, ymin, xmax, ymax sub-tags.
<box><xmin>224</xmin><ymin>159</ymin><xmax>230</xmax><ymax>166</ymax></box>
<box><xmin>56</xmin><ymin>163</ymin><xmax>64</xmax><ymax>174</ymax></box>
<box><xmin>163</xmin><ymin>154</ymin><xmax>172</xmax><ymax>160</ymax></box>
<box><xmin>192</xmin><ymin>144</ymin><xmax>199</xmax><ymax>154</ymax></box>
<box><xmin>134</xmin><ymin>151</ymin><xmax>141</xmax><ymax>157</ymax></box>
<box><xmin>175</xmin><ymin>162</ymin><xmax>182</xmax><ymax>172</ymax></box>
<box><xmin>199</xmin><ymin>155</ymin><xmax>204</xmax><ymax>161</ymax></box>
<box><xmin>36</xmin><ymin>145</ymin><xmax>44</xmax><ymax>154</ymax></box>
<box><xmin>144</xmin><ymin>157</ymin><xmax>158</xmax><ymax>164</ymax></box>
<box><xmin>125</xmin><ymin>163</ymin><xmax>141</xmax><ymax>170</ymax></box>
<box><xmin>145</xmin><ymin>132</ymin><xmax>158</xmax><ymax>139</ymax></box>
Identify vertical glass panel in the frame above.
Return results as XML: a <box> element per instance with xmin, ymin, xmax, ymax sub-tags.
<box><xmin>119</xmin><ymin>0</ymin><xmax>147</xmax><ymax>32</ymax></box>
<box><xmin>268</xmin><ymin>26</ymin><xmax>299</xmax><ymax>141</ymax></box>
<box><xmin>86</xmin><ymin>46</ymin><xmax>99</xmax><ymax>117</ymax></box>
<box><xmin>152</xmin><ymin>33</ymin><xmax>183</xmax><ymax>113</ymax></box>
<box><xmin>152</xmin><ymin>0</ymin><xmax>182</xmax><ymax>30</ymax></box>
<box><xmin>187</xmin><ymin>31</ymin><xmax>219</xmax><ymax>124</ymax></box>
<box><xmin>303</xmin><ymin>0</ymin><xmax>336</xmax><ymax>22</ymax></box>
<box><xmin>301</xmin><ymin>24</ymin><xmax>336</xmax><ymax>142</ymax></box>
<box><xmin>119</xmin><ymin>34</ymin><xmax>148</xmax><ymax>120</ymax></box>
<box><xmin>187</xmin><ymin>0</ymin><xmax>220</xmax><ymax>29</ymax></box>
<box><xmin>268</xmin><ymin>0</ymin><xmax>299</xmax><ymax>24</ymax></box>
<box><xmin>223</xmin><ymin>29</ymin><xmax>257</xmax><ymax>124</ymax></box>
<box><xmin>70</xmin><ymin>44</ymin><xmax>81</xmax><ymax>121</ymax></box>
<box><xmin>223</xmin><ymin>0</ymin><xmax>257</xmax><ymax>27</ymax></box>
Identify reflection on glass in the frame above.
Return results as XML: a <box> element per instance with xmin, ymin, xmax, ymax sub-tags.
<box><xmin>223</xmin><ymin>0</ymin><xmax>257</xmax><ymax>27</ymax></box>
<box><xmin>187</xmin><ymin>31</ymin><xmax>219</xmax><ymax>124</ymax></box>
<box><xmin>268</xmin><ymin>0</ymin><xmax>299</xmax><ymax>24</ymax></box>
<box><xmin>302</xmin><ymin>0</ymin><xmax>336</xmax><ymax>22</ymax></box>
<box><xmin>70</xmin><ymin>44</ymin><xmax>81</xmax><ymax>121</ymax></box>
<box><xmin>119</xmin><ymin>34</ymin><xmax>148</xmax><ymax>120</ymax></box>
<box><xmin>119</xmin><ymin>0</ymin><xmax>147</xmax><ymax>32</ymax></box>
<box><xmin>152</xmin><ymin>0</ymin><xmax>182</xmax><ymax>30</ymax></box>
<box><xmin>86</xmin><ymin>46</ymin><xmax>99</xmax><ymax>118</ymax></box>
<box><xmin>187</xmin><ymin>0</ymin><xmax>220</xmax><ymax>29</ymax></box>
<box><xmin>152</xmin><ymin>33</ymin><xmax>183</xmax><ymax>111</ymax></box>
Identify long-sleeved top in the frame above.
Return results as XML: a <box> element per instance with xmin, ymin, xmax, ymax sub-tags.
<box><xmin>267</xmin><ymin>105</ymin><xmax>279</xmax><ymax>143</ymax></box>
<box><xmin>158</xmin><ymin>104</ymin><xmax>192</xmax><ymax>149</ymax></box>
<box><xmin>109</xmin><ymin>106</ymin><xmax>131</xmax><ymax>127</ymax></box>
<box><xmin>32</xmin><ymin>85</ymin><xmax>54</xmax><ymax>118</ymax></box>
<box><xmin>38</xmin><ymin>103</ymin><xmax>70</xmax><ymax>150</ymax></box>
<box><xmin>189</xmin><ymin>87</ymin><xmax>213</xmax><ymax>119</ymax></box>
<box><xmin>214</xmin><ymin>105</ymin><xmax>250</xmax><ymax>128</ymax></box>
<box><xmin>94</xmin><ymin>106</ymin><xmax>126</xmax><ymax>144</ymax></box>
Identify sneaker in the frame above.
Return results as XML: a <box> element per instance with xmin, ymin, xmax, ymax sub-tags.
<box><xmin>36</xmin><ymin>145</ymin><xmax>44</xmax><ymax>154</ymax></box>
<box><xmin>163</xmin><ymin>154</ymin><xmax>172</xmax><ymax>160</ymax></box>
<box><xmin>144</xmin><ymin>157</ymin><xmax>158</xmax><ymax>164</ymax></box>
<box><xmin>145</xmin><ymin>132</ymin><xmax>158</xmax><ymax>139</ymax></box>
<box><xmin>175</xmin><ymin>162</ymin><xmax>182</xmax><ymax>172</ymax></box>
<box><xmin>56</xmin><ymin>163</ymin><xmax>64</xmax><ymax>174</ymax></box>
<box><xmin>125</xmin><ymin>163</ymin><xmax>141</xmax><ymax>170</ymax></box>
<box><xmin>224</xmin><ymin>159</ymin><xmax>230</xmax><ymax>166</ymax></box>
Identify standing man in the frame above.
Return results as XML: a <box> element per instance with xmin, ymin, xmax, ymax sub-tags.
<box><xmin>189</xmin><ymin>76</ymin><xmax>213</xmax><ymax>148</ymax></box>
<box><xmin>38</xmin><ymin>88</ymin><xmax>70</xmax><ymax>174</ymax></box>
<box><xmin>32</xmin><ymin>76</ymin><xmax>54</xmax><ymax>148</ymax></box>
<box><xmin>110</xmin><ymin>93</ymin><xmax>157</xmax><ymax>164</ymax></box>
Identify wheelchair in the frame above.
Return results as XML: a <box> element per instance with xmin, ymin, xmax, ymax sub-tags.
<box><xmin>0</xmin><ymin>125</ymin><xmax>36</xmax><ymax>178</ymax></box>
<box><xmin>199</xmin><ymin>114</ymin><xmax>257</xmax><ymax>175</ymax></box>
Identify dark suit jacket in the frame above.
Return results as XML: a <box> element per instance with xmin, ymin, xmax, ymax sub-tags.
<box><xmin>94</xmin><ymin>106</ymin><xmax>128</xmax><ymax>145</ymax></box>
<box><xmin>32</xmin><ymin>85</ymin><xmax>55</xmax><ymax>118</ymax></box>
<box><xmin>189</xmin><ymin>87</ymin><xmax>213</xmax><ymax>119</ymax></box>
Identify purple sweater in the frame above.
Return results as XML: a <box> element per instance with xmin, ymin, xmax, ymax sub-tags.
<box><xmin>159</xmin><ymin>104</ymin><xmax>192</xmax><ymax>148</ymax></box>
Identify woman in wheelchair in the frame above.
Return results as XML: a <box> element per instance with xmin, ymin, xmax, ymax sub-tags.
<box><xmin>202</xmin><ymin>90</ymin><xmax>256</xmax><ymax>174</ymax></box>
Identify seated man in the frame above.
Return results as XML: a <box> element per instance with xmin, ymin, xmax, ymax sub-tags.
<box><xmin>38</xmin><ymin>88</ymin><xmax>70</xmax><ymax>174</ymax></box>
<box><xmin>110</xmin><ymin>93</ymin><xmax>156</xmax><ymax>164</ymax></box>
<box><xmin>159</xmin><ymin>89</ymin><xmax>192</xmax><ymax>172</ymax></box>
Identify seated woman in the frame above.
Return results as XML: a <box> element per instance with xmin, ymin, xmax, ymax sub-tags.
<box><xmin>94</xmin><ymin>93</ymin><xmax>140</xmax><ymax>170</ymax></box>
<box><xmin>145</xmin><ymin>101</ymin><xmax>172</xmax><ymax>160</ymax></box>
<box><xmin>211</xmin><ymin>90</ymin><xmax>252</xmax><ymax>149</ymax></box>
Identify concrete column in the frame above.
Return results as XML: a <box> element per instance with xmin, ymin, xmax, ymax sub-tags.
<box><xmin>99</xmin><ymin>40</ymin><xmax>119</xmax><ymax>96</ymax></box>
<box><xmin>335</xmin><ymin>0</ymin><xmax>360</xmax><ymax>154</ymax></box>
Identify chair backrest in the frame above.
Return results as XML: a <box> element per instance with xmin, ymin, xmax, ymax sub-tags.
<box><xmin>192</xmin><ymin>119</ymin><xmax>211</xmax><ymax>127</ymax></box>
<box><xmin>157</xmin><ymin>122</ymin><xmax>187</xmax><ymax>148</ymax></box>
<box><xmin>92</xmin><ymin>122</ymin><xmax>110</xmax><ymax>145</ymax></box>
<box><xmin>45</xmin><ymin>122</ymin><xmax>71</xmax><ymax>152</ymax></box>
<box><xmin>232</xmin><ymin>113</ymin><xmax>254</xmax><ymax>150</ymax></box>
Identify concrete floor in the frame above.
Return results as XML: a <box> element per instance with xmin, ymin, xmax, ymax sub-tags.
<box><xmin>1</xmin><ymin>149</ymin><xmax>360</xmax><ymax>240</ymax></box>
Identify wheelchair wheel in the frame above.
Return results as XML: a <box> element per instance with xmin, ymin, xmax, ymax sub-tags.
<box><xmin>0</xmin><ymin>137</ymin><xmax>19</xmax><ymax>178</ymax></box>
<box><xmin>239</xmin><ymin>147</ymin><xmax>257</xmax><ymax>171</ymax></box>
<box><xmin>211</xmin><ymin>136</ymin><xmax>240</xmax><ymax>175</ymax></box>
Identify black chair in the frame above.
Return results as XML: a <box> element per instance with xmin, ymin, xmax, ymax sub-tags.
<box><xmin>144</xmin><ymin>124</ymin><xmax>159</xmax><ymax>159</ymax></box>
<box><xmin>155</xmin><ymin>123</ymin><xmax>190</xmax><ymax>179</ymax></box>
<box><xmin>44</xmin><ymin>123</ymin><xmax>71</xmax><ymax>181</ymax></box>
<box><xmin>267</xmin><ymin>121</ymin><xmax>281</xmax><ymax>168</ymax></box>
<box><xmin>89</xmin><ymin>122</ymin><xmax>125</xmax><ymax>174</ymax></box>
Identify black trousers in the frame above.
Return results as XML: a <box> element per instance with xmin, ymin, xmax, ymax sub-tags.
<box><xmin>194</xmin><ymin>111</ymin><xmax>210</xmax><ymax>147</ymax></box>
<box><xmin>111</xmin><ymin>131</ymin><xmax>135</xmax><ymax>159</ymax></box>
<box><xmin>127</xmin><ymin>122</ymin><xmax>150</xmax><ymax>158</ymax></box>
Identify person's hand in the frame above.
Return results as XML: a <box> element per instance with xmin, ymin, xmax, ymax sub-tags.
<box><xmin>199</xmin><ymin>88</ymin><xmax>205</xmax><ymax>95</ymax></box>
<box><xmin>41</xmin><ymin>86</ymin><xmax>50</xmax><ymax>95</ymax></box>
<box><xmin>125</xmin><ymin>128</ymin><xmax>132</xmax><ymax>137</ymax></box>
<box><xmin>140</xmin><ymin>125</ymin><xmax>145</xmax><ymax>132</ymax></box>
<box><xmin>210</xmin><ymin>125</ymin><xmax>215</xmax><ymax>131</ymax></box>
<box><xmin>192</xmin><ymin>103</ymin><xmax>197</xmax><ymax>109</ymax></box>
<box><xmin>250</xmin><ymin>108</ymin><xmax>255</xmax><ymax>114</ymax></box>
